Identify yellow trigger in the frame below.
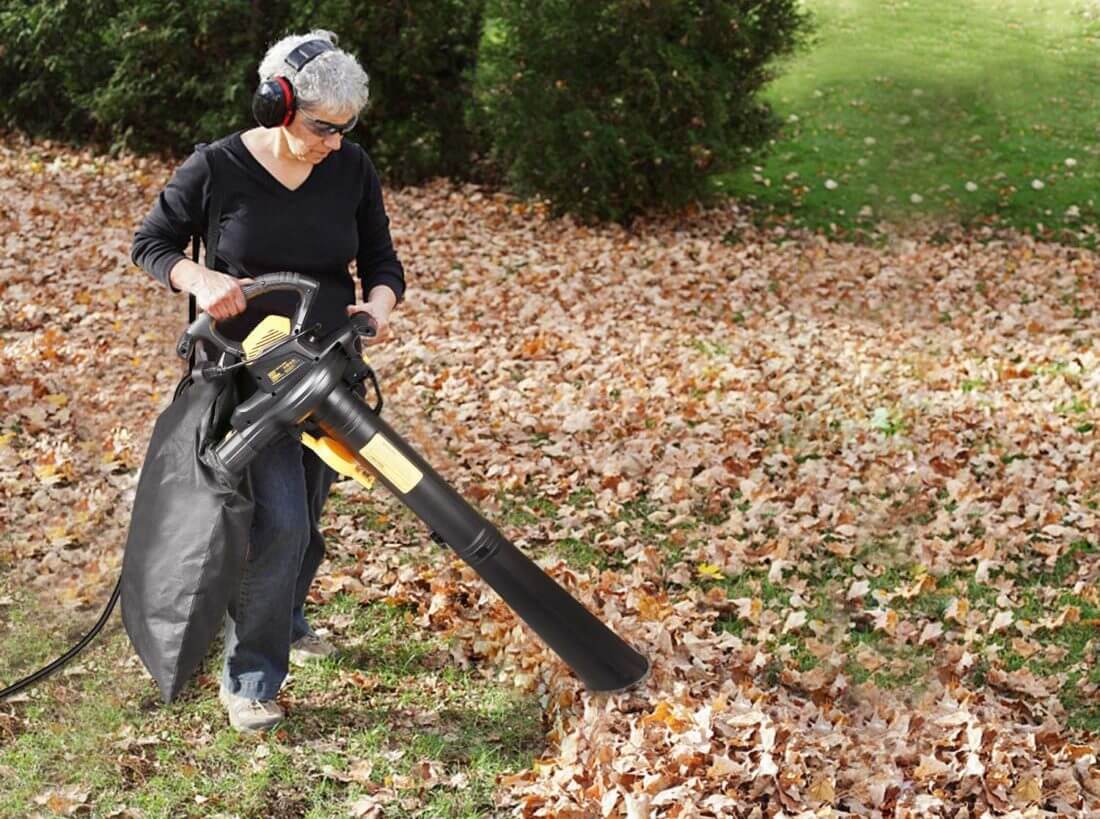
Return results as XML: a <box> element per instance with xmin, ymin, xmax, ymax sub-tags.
<box><xmin>300</xmin><ymin>431</ymin><xmax>376</xmax><ymax>490</ymax></box>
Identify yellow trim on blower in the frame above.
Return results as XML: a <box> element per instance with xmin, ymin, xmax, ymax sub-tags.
<box><xmin>359</xmin><ymin>434</ymin><xmax>422</xmax><ymax>493</ymax></box>
<box><xmin>300</xmin><ymin>431</ymin><xmax>376</xmax><ymax>490</ymax></box>
<box><xmin>242</xmin><ymin>315</ymin><xmax>293</xmax><ymax>361</ymax></box>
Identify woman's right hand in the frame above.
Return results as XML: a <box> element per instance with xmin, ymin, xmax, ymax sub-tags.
<box><xmin>192</xmin><ymin>269</ymin><xmax>254</xmax><ymax>321</ymax></box>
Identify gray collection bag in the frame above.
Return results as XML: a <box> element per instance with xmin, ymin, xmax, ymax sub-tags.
<box><xmin>120</xmin><ymin>368</ymin><xmax>253</xmax><ymax>701</ymax></box>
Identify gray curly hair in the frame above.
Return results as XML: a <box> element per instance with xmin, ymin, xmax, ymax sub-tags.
<box><xmin>258</xmin><ymin>29</ymin><xmax>369</xmax><ymax>115</ymax></box>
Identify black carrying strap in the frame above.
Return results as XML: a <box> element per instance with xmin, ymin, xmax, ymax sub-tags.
<box><xmin>187</xmin><ymin>145</ymin><xmax>225</xmax><ymax>367</ymax></box>
<box><xmin>188</xmin><ymin>237</ymin><xmax>199</xmax><ymax>325</ymax></box>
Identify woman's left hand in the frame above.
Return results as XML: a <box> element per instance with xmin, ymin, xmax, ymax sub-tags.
<box><xmin>346</xmin><ymin>300</ymin><xmax>392</xmax><ymax>346</ymax></box>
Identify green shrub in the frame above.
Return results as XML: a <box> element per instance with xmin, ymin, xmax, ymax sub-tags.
<box><xmin>476</xmin><ymin>0</ymin><xmax>811</xmax><ymax>222</ymax></box>
<box><xmin>92</xmin><ymin>1</ymin><xmax>265</xmax><ymax>153</ymax></box>
<box><xmin>0</xmin><ymin>0</ymin><xmax>287</xmax><ymax>153</ymax></box>
<box><xmin>0</xmin><ymin>0</ymin><xmax>120</xmax><ymax>139</ymax></box>
<box><xmin>286</xmin><ymin>0</ymin><xmax>486</xmax><ymax>185</ymax></box>
<box><xmin>0</xmin><ymin>0</ymin><xmax>485</xmax><ymax>184</ymax></box>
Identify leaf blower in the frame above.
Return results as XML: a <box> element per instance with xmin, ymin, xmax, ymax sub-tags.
<box><xmin>1</xmin><ymin>273</ymin><xmax>650</xmax><ymax>700</ymax></box>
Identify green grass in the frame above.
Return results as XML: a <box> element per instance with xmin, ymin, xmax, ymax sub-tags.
<box><xmin>708</xmin><ymin>541</ymin><xmax>1099</xmax><ymax>729</ymax></box>
<box><xmin>0</xmin><ymin>591</ymin><xmax>542</xmax><ymax>818</ymax></box>
<box><xmin>494</xmin><ymin>484</ymin><xmax>701</xmax><ymax>571</ymax></box>
<box><xmin>715</xmin><ymin>0</ymin><xmax>1100</xmax><ymax>243</ymax></box>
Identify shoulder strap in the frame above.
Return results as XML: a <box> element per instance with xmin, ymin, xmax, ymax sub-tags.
<box><xmin>188</xmin><ymin>240</ymin><xmax>199</xmax><ymax>324</ymax></box>
<box><xmin>201</xmin><ymin>146</ymin><xmax>225</xmax><ymax>273</ymax></box>
<box><xmin>187</xmin><ymin>144</ymin><xmax>226</xmax><ymax>363</ymax></box>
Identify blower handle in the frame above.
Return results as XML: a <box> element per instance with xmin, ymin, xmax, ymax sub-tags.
<box><xmin>176</xmin><ymin>272</ymin><xmax>321</xmax><ymax>362</ymax></box>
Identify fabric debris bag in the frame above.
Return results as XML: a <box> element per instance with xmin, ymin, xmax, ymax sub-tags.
<box><xmin>120</xmin><ymin>368</ymin><xmax>253</xmax><ymax>702</ymax></box>
<box><xmin>121</xmin><ymin>142</ymin><xmax>253</xmax><ymax>702</ymax></box>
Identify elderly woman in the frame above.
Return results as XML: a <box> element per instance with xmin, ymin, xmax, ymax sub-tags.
<box><xmin>131</xmin><ymin>30</ymin><xmax>405</xmax><ymax>731</ymax></box>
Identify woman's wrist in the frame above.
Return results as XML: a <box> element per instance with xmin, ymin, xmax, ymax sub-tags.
<box><xmin>168</xmin><ymin>258</ymin><xmax>206</xmax><ymax>294</ymax></box>
<box><xmin>366</xmin><ymin>284</ymin><xmax>397</xmax><ymax>315</ymax></box>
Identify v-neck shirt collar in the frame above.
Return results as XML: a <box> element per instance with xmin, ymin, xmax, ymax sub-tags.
<box><xmin>232</xmin><ymin>129</ymin><xmax>321</xmax><ymax>194</ymax></box>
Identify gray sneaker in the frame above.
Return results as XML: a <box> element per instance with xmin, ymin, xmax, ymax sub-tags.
<box><xmin>290</xmin><ymin>632</ymin><xmax>337</xmax><ymax>666</ymax></box>
<box><xmin>219</xmin><ymin>686</ymin><xmax>285</xmax><ymax>732</ymax></box>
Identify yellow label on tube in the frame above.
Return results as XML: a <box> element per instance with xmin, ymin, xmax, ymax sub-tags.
<box><xmin>359</xmin><ymin>434</ymin><xmax>422</xmax><ymax>493</ymax></box>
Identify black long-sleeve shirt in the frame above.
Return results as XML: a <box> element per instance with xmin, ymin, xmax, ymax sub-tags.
<box><xmin>131</xmin><ymin>131</ymin><xmax>405</xmax><ymax>344</ymax></box>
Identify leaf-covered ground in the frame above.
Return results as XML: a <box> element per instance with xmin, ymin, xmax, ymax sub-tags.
<box><xmin>1</xmin><ymin>135</ymin><xmax>1098</xmax><ymax>817</ymax></box>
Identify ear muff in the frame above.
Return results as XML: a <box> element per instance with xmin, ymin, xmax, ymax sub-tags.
<box><xmin>252</xmin><ymin>76</ymin><xmax>295</xmax><ymax>128</ymax></box>
<box><xmin>251</xmin><ymin>39</ymin><xmax>336</xmax><ymax>129</ymax></box>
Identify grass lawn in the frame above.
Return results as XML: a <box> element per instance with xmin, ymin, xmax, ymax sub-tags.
<box><xmin>715</xmin><ymin>0</ymin><xmax>1100</xmax><ymax>243</ymax></box>
<box><xmin>0</xmin><ymin>578</ymin><xmax>544</xmax><ymax>818</ymax></box>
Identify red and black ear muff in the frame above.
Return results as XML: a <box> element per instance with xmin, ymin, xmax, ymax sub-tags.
<box><xmin>252</xmin><ymin>76</ymin><xmax>295</xmax><ymax>127</ymax></box>
<box><xmin>250</xmin><ymin>39</ymin><xmax>336</xmax><ymax>129</ymax></box>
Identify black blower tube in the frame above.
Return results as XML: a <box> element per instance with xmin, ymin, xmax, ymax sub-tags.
<box><xmin>311</xmin><ymin>384</ymin><xmax>651</xmax><ymax>693</ymax></box>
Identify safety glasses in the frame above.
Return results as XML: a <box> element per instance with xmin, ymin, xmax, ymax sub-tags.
<box><xmin>300</xmin><ymin>111</ymin><xmax>358</xmax><ymax>137</ymax></box>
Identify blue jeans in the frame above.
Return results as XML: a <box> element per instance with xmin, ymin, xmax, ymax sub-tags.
<box><xmin>221</xmin><ymin>431</ymin><xmax>338</xmax><ymax>699</ymax></box>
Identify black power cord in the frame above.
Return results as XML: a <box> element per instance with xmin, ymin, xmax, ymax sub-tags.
<box><xmin>0</xmin><ymin>578</ymin><xmax>121</xmax><ymax>700</ymax></box>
